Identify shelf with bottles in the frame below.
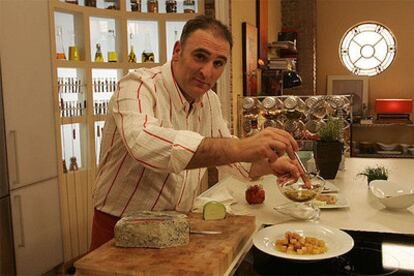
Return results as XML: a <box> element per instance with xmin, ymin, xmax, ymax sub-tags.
<box><xmin>54</xmin><ymin>11</ymin><xmax>85</xmax><ymax>62</ymax></box>
<box><xmin>61</xmin><ymin>123</ymin><xmax>89</xmax><ymax>174</ymax></box>
<box><xmin>60</xmin><ymin>0</ymin><xmax>120</xmax><ymax>10</ymax></box>
<box><xmin>127</xmin><ymin>20</ymin><xmax>160</xmax><ymax>63</ymax></box>
<box><xmin>92</xmin><ymin>68</ymin><xmax>122</xmax><ymax>115</ymax></box>
<box><xmin>90</xmin><ymin>16</ymin><xmax>122</xmax><ymax>63</ymax></box>
<box><xmin>126</xmin><ymin>0</ymin><xmax>198</xmax><ymax>14</ymax></box>
<box><xmin>57</xmin><ymin>68</ymin><xmax>88</xmax><ymax>121</ymax></box>
<box><xmin>237</xmin><ymin>95</ymin><xmax>352</xmax><ymax>151</ymax></box>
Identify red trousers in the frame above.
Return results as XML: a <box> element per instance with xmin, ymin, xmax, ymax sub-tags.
<box><xmin>89</xmin><ymin>209</ymin><xmax>120</xmax><ymax>251</ymax></box>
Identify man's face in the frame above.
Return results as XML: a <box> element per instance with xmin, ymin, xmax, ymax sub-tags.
<box><xmin>172</xmin><ymin>29</ymin><xmax>230</xmax><ymax>101</ymax></box>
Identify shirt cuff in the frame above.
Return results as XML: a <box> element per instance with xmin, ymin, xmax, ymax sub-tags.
<box><xmin>169</xmin><ymin>130</ymin><xmax>204</xmax><ymax>173</ymax></box>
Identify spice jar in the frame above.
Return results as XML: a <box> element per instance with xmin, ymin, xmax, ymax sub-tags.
<box><xmin>166</xmin><ymin>0</ymin><xmax>177</xmax><ymax>13</ymax></box>
<box><xmin>183</xmin><ymin>0</ymin><xmax>195</xmax><ymax>13</ymax></box>
<box><xmin>131</xmin><ymin>0</ymin><xmax>141</xmax><ymax>11</ymax></box>
<box><xmin>147</xmin><ymin>0</ymin><xmax>158</xmax><ymax>13</ymax></box>
<box><xmin>69</xmin><ymin>157</ymin><xmax>79</xmax><ymax>171</ymax></box>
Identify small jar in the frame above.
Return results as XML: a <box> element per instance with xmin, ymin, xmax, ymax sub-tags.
<box><xmin>183</xmin><ymin>0</ymin><xmax>195</xmax><ymax>13</ymax></box>
<box><xmin>262</xmin><ymin>97</ymin><xmax>277</xmax><ymax>110</ymax></box>
<box><xmin>283</xmin><ymin>96</ymin><xmax>298</xmax><ymax>110</ymax></box>
<box><xmin>131</xmin><ymin>0</ymin><xmax>141</xmax><ymax>12</ymax></box>
<box><xmin>166</xmin><ymin>0</ymin><xmax>177</xmax><ymax>13</ymax></box>
<box><xmin>147</xmin><ymin>0</ymin><xmax>158</xmax><ymax>13</ymax></box>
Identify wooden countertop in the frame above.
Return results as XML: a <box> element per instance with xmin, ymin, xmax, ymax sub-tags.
<box><xmin>75</xmin><ymin>213</ymin><xmax>256</xmax><ymax>275</ymax></box>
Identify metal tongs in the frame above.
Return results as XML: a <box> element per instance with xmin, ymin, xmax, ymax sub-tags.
<box><xmin>294</xmin><ymin>152</ymin><xmax>312</xmax><ymax>188</ymax></box>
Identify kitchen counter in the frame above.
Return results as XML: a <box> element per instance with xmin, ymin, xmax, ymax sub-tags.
<box><xmin>210</xmin><ymin>157</ymin><xmax>414</xmax><ymax>235</ymax></box>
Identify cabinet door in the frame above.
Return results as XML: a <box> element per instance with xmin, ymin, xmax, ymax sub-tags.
<box><xmin>0</xmin><ymin>196</ymin><xmax>15</xmax><ymax>275</ymax></box>
<box><xmin>0</xmin><ymin>0</ymin><xmax>57</xmax><ymax>189</ymax></box>
<box><xmin>10</xmin><ymin>178</ymin><xmax>63</xmax><ymax>275</ymax></box>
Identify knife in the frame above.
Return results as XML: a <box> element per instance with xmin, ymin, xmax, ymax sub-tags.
<box><xmin>190</xmin><ymin>230</ymin><xmax>222</xmax><ymax>235</ymax></box>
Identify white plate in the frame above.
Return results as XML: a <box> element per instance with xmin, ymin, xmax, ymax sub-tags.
<box><xmin>377</xmin><ymin>150</ymin><xmax>402</xmax><ymax>155</ymax></box>
<box><xmin>253</xmin><ymin>222</ymin><xmax>354</xmax><ymax>261</ymax></box>
<box><xmin>322</xmin><ymin>181</ymin><xmax>340</xmax><ymax>193</ymax></box>
<box><xmin>314</xmin><ymin>193</ymin><xmax>349</xmax><ymax>209</ymax></box>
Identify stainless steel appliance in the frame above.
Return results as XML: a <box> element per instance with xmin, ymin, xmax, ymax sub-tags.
<box><xmin>0</xmin><ymin>63</ymin><xmax>16</xmax><ymax>275</ymax></box>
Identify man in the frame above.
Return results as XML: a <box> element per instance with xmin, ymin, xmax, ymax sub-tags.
<box><xmin>90</xmin><ymin>15</ymin><xmax>300</xmax><ymax>250</ymax></box>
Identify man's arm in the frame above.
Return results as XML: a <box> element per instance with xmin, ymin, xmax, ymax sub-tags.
<box><xmin>186</xmin><ymin>127</ymin><xmax>299</xmax><ymax>171</ymax></box>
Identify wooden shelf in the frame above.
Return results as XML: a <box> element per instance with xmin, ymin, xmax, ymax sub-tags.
<box><xmin>353</xmin><ymin>123</ymin><xmax>414</xmax><ymax>127</ymax></box>
<box><xmin>352</xmin><ymin>153</ymin><xmax>414</xmax><ymax>159</ymax></box>
<box><xmin>59</xmin><ymin>116</ymin><xmax>88</xmax><ymax>125</ymax></box>
<box><xmin>93</xmin><ymin>114</ymin><xmax>108</xmax><ymax>121</ymax></box>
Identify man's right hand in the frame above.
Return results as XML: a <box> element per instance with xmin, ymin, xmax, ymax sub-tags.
<box><xmin>234</xmin><ymin>127</ymin><xmax>299</xmax><ymax>163</ymax></box>
<box><xmin>186</xmin><ymin>128</ymin><xmax>298</xmax><ymax>170</ymax></box>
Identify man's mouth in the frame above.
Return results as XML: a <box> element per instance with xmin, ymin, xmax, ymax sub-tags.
<box><xmin>194</xmin><ymin>78</ymin><xmax>210</xmax><ymax>87</ymax></box>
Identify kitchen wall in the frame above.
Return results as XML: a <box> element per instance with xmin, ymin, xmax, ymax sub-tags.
<box><xmin>317</xmin><ymin>0</ymin><xmax>414</xmax><ymax>117</ymax></box>
<box><xmin>230</xmin><ymin>0</ymin><xmax>282</xmax><ymax>133</ymax></box>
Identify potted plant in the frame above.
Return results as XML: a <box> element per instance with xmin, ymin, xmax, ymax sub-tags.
<box><xmin>357</xmin><ymin>165</ymin><xmax>389</xmax><ymax>185</ymax></box>
<box><xmin>313</xmin><ymin>116</ymin><xmax>343</xmax><ymax>179</ymax></box>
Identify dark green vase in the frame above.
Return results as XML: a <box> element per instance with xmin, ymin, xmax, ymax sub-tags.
<box><xmin>313</xmin><ymin>141</ymin><xmax>343</xmax><ymax>179</ymax></box>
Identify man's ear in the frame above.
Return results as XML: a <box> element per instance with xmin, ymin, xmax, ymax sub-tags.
<box><xmin>172</xmin><ymin>41</ymin><xmax>181</xmax><ymax>61</ymax></box>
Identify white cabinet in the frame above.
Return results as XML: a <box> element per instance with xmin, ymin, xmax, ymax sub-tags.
<box><xmin>10</xmin><ymin>178</ymin><xmax>63</xmax><ymax>275</ymax></box>
<box><xmin>0</xmin><ymin>0</ymin><xmax>58</xmax><ymax>190</ymax></box>
<box><xmin>0</xmin><ymin>1</ymin><xmax>63</xmax><ymax>274</ymax></box>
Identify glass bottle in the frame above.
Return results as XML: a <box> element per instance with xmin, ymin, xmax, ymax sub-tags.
<box><xmin>183</xmin><ymin>0</ymin><xmax>195</xmax><ymax>13</ymax></box>
<box><xmin>94</xmin><ymin>43</ymin><xmax>104</xmax><ymax>62</ymax></box>
<box><xmin>128</xmin><ymin>45</ymin><xmax>137</xmax><ymax>63</ymax></box>
<box><xmin>147</xmin><ymin>0</ymin><xmax>158</xmax><ymax>13</ymax></box>
<box><xmin>56</xmin><ymin>26</ymin><xmax>66</xmax><ymax>60</ymax></box>
<box><xmin>107</xmin><ymin>29</ymin><xmax>118</xmax><ymax>62</ymax></box>
<box><xmin>166</xmin><ymin>0</ymin><xmax>177</xmax><ymax>13</ymax></box>
<box><xmin>142</xmin><ymin>34</ymin><xmax>155</xmax><ymax>63</ymax></box>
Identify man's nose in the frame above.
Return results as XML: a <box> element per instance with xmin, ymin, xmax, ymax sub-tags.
<box><xmin>199</xmin><ymin>62</ymin><xmax>214</xmax><ymax>79</ymax></box>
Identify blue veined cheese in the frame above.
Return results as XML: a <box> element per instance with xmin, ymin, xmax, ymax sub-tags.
<box><xmin>114</xmin><ymin>211</ymin><xmax>189</xmax><ymax>248</ymax></box>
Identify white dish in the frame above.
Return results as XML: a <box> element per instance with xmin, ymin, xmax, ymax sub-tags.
<box><xmin>322</xmin><ymin>181</ymin><xmax>340</xmax><ymax>193</ymax></box>
<box><xmin>377</xmin><ymin>142</ymin><xmax>398</xmax><ymax>151</ymax></box>
<box><xmin>253</xmin><ymin>222</ymin><xmax>354</xmax><ymax>261</ymax></box>
<box><xmin>369</xmin><ymin>180</ymin><xmax>414</xmax><ymax>209</ymax></box>
<box><xmin>408</xmin><ymin>148</ymin><xmax>414</xmax><ymax>155</ymax></box>
<box><xmin>314</xmin><ymin>193</ymin><xmax>349</xmax><ymax>209</ymax></box>
<box><xmin>377</xmin><ymin>150</ymin><xmax>402</xmax><ymax>155</ymax></box>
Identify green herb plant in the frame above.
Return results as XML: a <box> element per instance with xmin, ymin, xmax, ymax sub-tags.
<box><xmin>357</xmin><ymin>165</ymin><xmax>389</xmax><ymax>184</ymax></box>
<box><xmin>318</xmin><ymin>116</ymin><xmax>343</xmax><ymax>142</ymax></box>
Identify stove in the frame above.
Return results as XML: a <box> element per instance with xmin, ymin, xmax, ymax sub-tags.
<box><xmin>236</xmin><ymin>229</ymin><xmax>414</xmax><ymax>275</ymax></box>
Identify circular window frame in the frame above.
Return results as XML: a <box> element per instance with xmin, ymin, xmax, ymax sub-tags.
<box><xmin>339</xmin><ymin>22</ymin><xmax>397</xmax><ymax>77</ymax></box>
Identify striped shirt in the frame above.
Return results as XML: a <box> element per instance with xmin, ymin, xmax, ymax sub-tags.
<box><xmin>94</xmin><ymin>62</ymin><xmax>251</xmax><ymax>217</ymax></box>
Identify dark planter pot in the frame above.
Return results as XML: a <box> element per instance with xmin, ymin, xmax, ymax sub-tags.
<box><xmin>313</xmin><ymin>141</ymin><xmax>343</xmax><ymax>179</ymax></box>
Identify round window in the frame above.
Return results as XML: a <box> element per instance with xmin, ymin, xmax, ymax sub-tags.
<box><xmin>339</xmin><ymin>22</ymin><xmax>396</xmax><ymax>76</ymax></box>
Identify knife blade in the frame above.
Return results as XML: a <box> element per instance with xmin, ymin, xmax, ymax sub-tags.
<box><xmin>190</xmin><ymin>230</ymin><xmax>222</xmax><ymax>235</ymax></box>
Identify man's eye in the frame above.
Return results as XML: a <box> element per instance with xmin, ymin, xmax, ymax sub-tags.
<box><xmin>194</xmin><ymin>54</ymin><xmax>206</xmax><ymax>61</ymax></box>
<box><xmin>214</xmin><ymin>60</ymin><xmax>225</xmax><ymax>67</ymax></box>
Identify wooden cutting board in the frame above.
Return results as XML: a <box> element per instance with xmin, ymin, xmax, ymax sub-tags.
<box><xmin>75</xmin><ymin>213</ymin><xmax>256</xmax><ymax>275</ymax></box>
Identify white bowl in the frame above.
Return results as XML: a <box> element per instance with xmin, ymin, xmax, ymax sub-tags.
<box><xmin>408</xmin><ymin>148</ymin><xmax>414</xmax><ymax>155</ymax></box>
<box><xmin>369</xmin><ymin>180</ymin><xmax>414</xmax><ymax>209</ymax></box>
<box><xmin>377</xmin><ymin>142</ymin><xmax>398</xmax><ymax>151</ymax></box>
